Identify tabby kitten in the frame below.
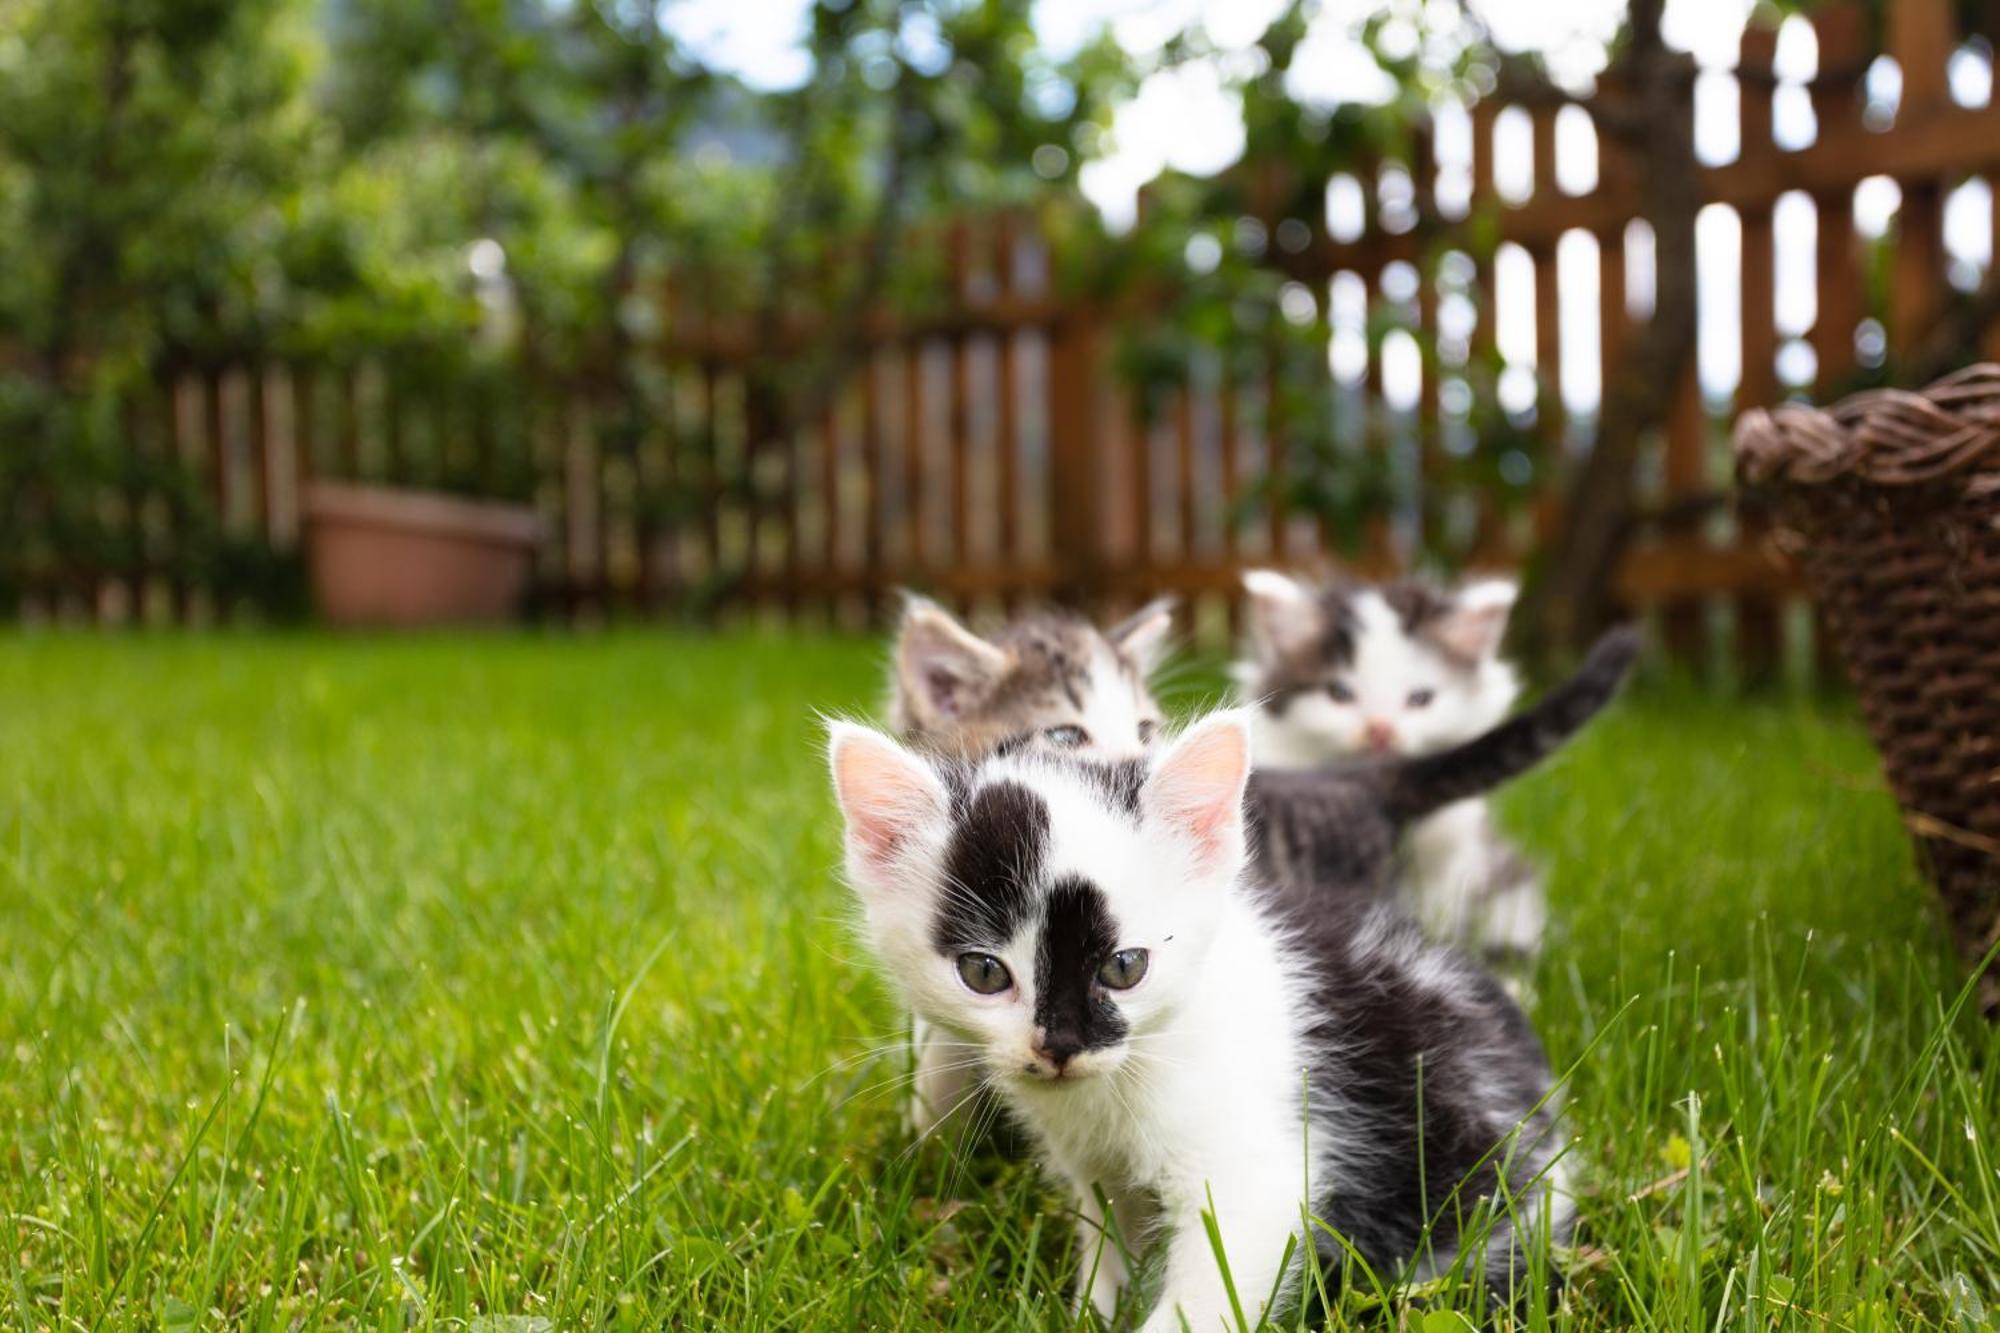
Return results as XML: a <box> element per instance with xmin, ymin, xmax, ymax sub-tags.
<box><xmin>889</xmin><ymin>594</ymin><xmax>1173</xmax><ymax>1132</ymax></box>
<box><xmin>1236</xmin><ymin>569</ymin><xmax>1550</xmax><ymax>972</ymax></box>
<box><xmin>828</xmin><ymin>713</ymin><xmax>1573</xmax><ymax>1331</ymax></box>
<box><xmin>891</xmin><ymin>594</ymin><xmax>1174</xmax><ymax>760</ymax></box>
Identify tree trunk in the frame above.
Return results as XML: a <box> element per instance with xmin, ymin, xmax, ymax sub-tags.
<box><xmin>1517</xmin><ymin>0</ymin><xmax>1702</xmax><ymax>664</ymax></box>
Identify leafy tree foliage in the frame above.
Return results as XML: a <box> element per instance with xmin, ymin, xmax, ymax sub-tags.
<box><xmin>3</xmin><ymin>0</ymin><xmax>1538</xmax><ymax>615</ymax></box>
<box><xmin>2</xmin><ymin>0</ymin><xmax>1150</xmax><ymax>610</ymax></box>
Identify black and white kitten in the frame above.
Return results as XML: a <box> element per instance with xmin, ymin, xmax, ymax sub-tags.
<box><xmin>1244</xmin><ymin>626</ymin><xmax>1637</xmax><ymax>916</ymax></box>
<box><xmin>1236</xmin><ymin>569</ymin><xmax>1547</xmax><ymax>973</ymax></box>
<box><xmin>829</xmin><ymin>713</ymin><xmax>1574</xmax><ymax>1331</ymax></box>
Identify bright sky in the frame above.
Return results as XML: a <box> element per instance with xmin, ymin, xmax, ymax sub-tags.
<box><xmin>666</xmin><ymin>0</ymin><xmax>1998</xmax><ymax>406</ymax></box>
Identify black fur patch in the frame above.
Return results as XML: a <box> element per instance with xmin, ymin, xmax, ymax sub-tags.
<box><xmin>1279</xmin><ymin>897</ymin><xmax>1560</xmax><ymax>1286</ymax></box>
<box><xmin>1377</xmin><ymin>578</ymin><xmax>1454</xmax><ymax>637</ymax></box>
<box><xmin>1032</xmin><ymin>876</ymin><xmax>1128</xmax><ymax>1062</ymax></box>
<box><xmin>1075</xmin><ymin>756</ymin><xmax>1147</xmax><ymax>816</ymax></box>
<box><xmin>931</xmin><ymin>781</ymin><xmax>1048</xmax><ymax>951</ymax></box>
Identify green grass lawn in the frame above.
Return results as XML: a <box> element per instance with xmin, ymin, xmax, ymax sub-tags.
<box><xmin>1</xmin><ymin>632</ymin><xmax>1995</xmax><ymax>1331</ymax></box>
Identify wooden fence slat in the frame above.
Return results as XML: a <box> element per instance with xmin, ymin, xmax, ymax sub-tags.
<box><xmin>113</xmin><ymin>394</ymin><xmax>143</xmax><ymax>621</ymax></box>
<box><xmin>1359</xmin><ymin>269</ymin><xmax>1389</xmax><ymax>565</ymax></box>
<box><xmin>338</xmin><ymin>366</ymin><xmax>360</xmax><ymax>477</ymax></box>
<box><xmin>1047</xmin><ymin>309</ymin><xmax>1103</xmax><ymax>606</ymax></box>
<box><xmin>948</xmin><ymin>225</ymin><xmax>973</xmax><ymax>603</ymax></box>
<box><xmin>1264</xmin><ymin>358</ymin><xmax>1286</xmax><ymax>561</ymax></box>
<box><xmin>1218</xmin><ymin>372</ymin><xmax>1241</xmax><ymax>561</ymax></box>
<box><xmin>634</xmin><ymin>389</ymin><xmax>661</xmax><ymax>611</ymax></box>
<box><xmin>1128</xmin><ymin>383</ymin><xmax>1153</xmax><ymax>578</ymax></box>
<box><xmin>1530</xmin><ymin>104</ymin><xmax>1556</xmax><ymax>208</ymax></box>
<box><xmin>994</xmin><ymin>216</ymin><xmax>1022</xmax><ymax>604</ymax></box>
<box><xmin>1532</xmin><ymin>242</ymin><xmax>1564</xmax><ymax>544</ymax></box>
<box><xmin>381</xmin><ymin>370</ymin><xmax>404</xmax><ymax>484</ymax></box>
<box><xmin>265</xmin><ymin>365</ymin><xmax>301</xmax><ymax>548</ymax></box>
<box><xmin>1810</xmin><ymin>5</ymin><xmax>1867</xmax><ymax>397</ymax></box>
<box><xmin>1527</xmin><ymin>105</ymin><xmax>1564</xmax><ymax>555</ymax></box>
<box><xmin>247</xmin><ymin>367</ymin><xmax>274</xmax><ymax>546</ymax></box>
<box><xmin>1599</xmin><ymin>232</ymin><xmax>1628</xmax><ymax>404</ymax></box>
<box><xmin>860</xmin><ymin>350</ymin><xmax>884</xmax><ymax>620</ymax></box>
<box><xmin>1176</xmin><ymin>381</ymin><xmax>1197</xmax><ymax>563</ymax></box>
<box><xmin>903</xmin><ymin>339</ymin><xmax>926</xmax><ymax>575</ymax></box>
<box><xmin>1415</xmin><ymin>265</ymin><xmax>1441</xmax><ymax>557</ymax></box>
<box><xmin>1889</xmin><ymin>0</ymin><xmax>1954</xmax><ymax>110</ymax></box>
<box><xmin>1990</xmin><ymin>175</ymin><xmax>2000</xmax><ymax>362</ymax></box>
<box><xmin>819</xmin><ymin>386</ymin><xmax>840</xmax><ymax>623</ymax></box>
<box><xmin>160</xmin><ymin>378</ymin><xmax>187</xmax><ymax>620</ymax></box>
<box><xmin>1737</xmin><ymin>22</ymin><xmax>1784</xmax><ymax>684</ymax></box>
<box><xmin>1661</xmin><ymin>363</ymin><xmax>1707</xmax><ymax>658</ymax></box>
<box><xmin>1216</xmin><ymin>370</ymin><xmax>1242</xmax><ymax>632</ymax></box>
<box><xmin>1468</xmin><ymin>101</ymin><xmax>1503</xmax><ymax>559</ymax></box>
<box><xmin>203</xmin><ymin>369</ymin><xmax>227</xmax><ymax>528</ymax></box>
<box><xmin>293</xmin><ymin>366</ymin><xmax>317</xmax><ymax>495</ymax></box>
<box><xmin>701</xmin><ymin>364</ymin><xmax>722</xmax><ymax>591</ymax></box>
<box><xmin>657</xmin><ymin>374</ymin><xmax>691</xmax><ymax>599</ymax></box>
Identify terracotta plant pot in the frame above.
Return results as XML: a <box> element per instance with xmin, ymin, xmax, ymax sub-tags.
<box><xmin>303</xmin><ymin>481</ymin><xmax>542</xmax><ymax>628</ymax></box>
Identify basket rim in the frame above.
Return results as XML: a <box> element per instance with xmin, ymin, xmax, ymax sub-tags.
<box><xmin>1733</xmin><ymin>362</ymin><xmax>2000</xmax><ymax>488</ymax></box>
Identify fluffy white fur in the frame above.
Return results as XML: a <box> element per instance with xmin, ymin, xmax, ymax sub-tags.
<box><xmin>831</xmin><ymin>715</ymin><xmax>1326</xmax><ymax>1332</ymax></box>
<box><xmin>1234</xmin><ymin>570</ymin><xmax>1543</xmax><ymax>967</ymax></box>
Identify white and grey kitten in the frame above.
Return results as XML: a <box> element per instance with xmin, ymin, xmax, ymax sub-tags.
<box><xmin>1235</xmin><ymin>569</ymin><xmax>1546</xmax><ymax>974</ymax></box>
<box><xmin>828</xmin><ymin>713</ymin><xmax>1573</xmax><ymax>1330</ymax></box>
<box><xmin>889</xmin><ymin>594</ymin><xmax>1173</xmax><ymax>1132</ymax></box>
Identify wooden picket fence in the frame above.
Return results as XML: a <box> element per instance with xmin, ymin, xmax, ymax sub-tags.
<box><xmin>25</xmin><ymin>0</ymin><xmax>2000</xmax><ymax>680</ymax></box>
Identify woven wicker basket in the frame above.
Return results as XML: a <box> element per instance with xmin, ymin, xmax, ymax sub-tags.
<box><xmin>1735</xmin><ymin>364</ymin><xmax>2000</xmax><ymax>1007</ymax></box>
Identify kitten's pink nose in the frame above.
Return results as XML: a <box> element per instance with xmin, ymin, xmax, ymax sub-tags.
<box><xmin>1029</xmin><ymin>1029</ymin><xmax>1080</xmax><ymax>1077</ymax></box>
<box><xmin>1362</xmin><ymin>720</ymin><xmax>1399</xmax><ymax>753</ymax></box>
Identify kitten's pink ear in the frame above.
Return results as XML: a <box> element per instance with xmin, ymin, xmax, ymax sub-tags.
<box><xmin>1142</xmin><ymin>712</ymin><xmax>1251</xmax><ymax>875</ymax></box>
<box><xmin>1431</xmin><ymin>578</ymin><xmax>1517</xmax><ymax>662</ymax></box>
<box><xmin>1108</xmin><ymin>597</ymin><xmax>1176</xmax><ymax>676</ymax></box>
<box><xmin>895</xmin><ymin>595</ymin><xmax>1009</xmax><ymax>723</ymax></box>
<box><xmin>828</xmin><ymin>722</ymin><xmax>946</xmax><ymax>883</ymax></box>
<box><xmin>1241</xmin><ymin>569</ymin><xmax>1320</xmax><ymax>661</ymax></box>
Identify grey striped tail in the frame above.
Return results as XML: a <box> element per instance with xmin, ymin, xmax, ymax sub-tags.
<box><xmin>1385</xmin><ymin>626</ymin><xmax>1642</xmax><ymax>824</ymax></box>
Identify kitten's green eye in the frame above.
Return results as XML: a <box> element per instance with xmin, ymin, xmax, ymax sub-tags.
<box><xmin>1326</xmin><ymin>682</ymin><xmax>1355</xmax><ymax>704</ymax></box>
<box><xmin>1406</xmin><ymin>688</ymin><xmax>1435</xmax><ymax>708</ymax></box>
<box><xmin>1044</xmin><ymin>725</ymin><xmax>1089</xmax><ymax>749</ymax></box>
<box><xmin>1097</xmin><ymin>948</ymin><xmax>1150</xmax><ymax>990</ymax></box>
<box><xmin>956</xmin><ymin>953</ymin><xmax>1013</xmax><ymax>995</ymax></box>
